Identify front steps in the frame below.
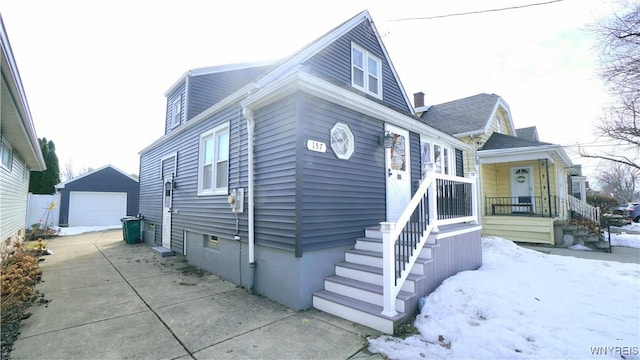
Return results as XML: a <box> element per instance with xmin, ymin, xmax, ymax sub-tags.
<box><xmin>313</xmin><ymin>226</ymin><xmax>437</xmax><ymax>334</ymax></box>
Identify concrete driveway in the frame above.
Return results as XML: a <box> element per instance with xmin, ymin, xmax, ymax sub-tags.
<box><xmin>12</xmin><ymin>229</ymin><xmax>383</xmax><ymax>360</ymax></box>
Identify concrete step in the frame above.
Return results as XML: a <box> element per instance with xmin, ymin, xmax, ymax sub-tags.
<box><xmin>151</xmin><ymin>246</ymin><xmax>174</xmax><ymax>257</ymax></box>
<box><xmin>313</xmin><ymin>290</ymin><xmax>409</xmax><ymax>334</ymax></box>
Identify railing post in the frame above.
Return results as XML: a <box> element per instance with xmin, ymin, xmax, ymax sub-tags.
<box><xmin>428</xmin><ymin>180</ymin><xmax>439</xmax><ymax>233</ymax></box>
<box><xmin>470</xmin><ymin>174</ymin><xmax>478</xmax><ymax>224</ymax></box>
<box><xmin>380</xmin><ymin>222</ymin><xmax>398</xmax><ymax>317</ymax></box>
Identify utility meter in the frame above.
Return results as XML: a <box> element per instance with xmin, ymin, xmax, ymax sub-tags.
<box><xmin>228</xmin><ymin>188</ymin><xmax>244</xmax><ymax>213</ymax></box>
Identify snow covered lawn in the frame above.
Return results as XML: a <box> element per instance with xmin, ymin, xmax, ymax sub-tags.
<box><xmin>369</xmin><ymin>225</ymin><xmax>640</xmax><ymax>359</ymax></box>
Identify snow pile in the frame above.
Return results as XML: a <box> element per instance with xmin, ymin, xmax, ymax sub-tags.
<box><xmin>369</xmin><ymin>236</ymin><xmax>640</xmax><ymax>359</ymax></box>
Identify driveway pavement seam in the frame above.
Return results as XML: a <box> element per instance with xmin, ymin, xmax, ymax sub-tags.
<box><xmin>92</xmin><ymin>232</ymin><xmax>196</xmax><ymax>360</ymax></box>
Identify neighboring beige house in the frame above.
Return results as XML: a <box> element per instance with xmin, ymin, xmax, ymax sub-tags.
<box><xmin>1</xmin><ymin>15</ymin><xmax>46</xmax><ymax>242</ymax></box>
<box><xmin>418</xmin><ymin>93</ymin><xmax>595</xmax><ymax>246</ymax></box>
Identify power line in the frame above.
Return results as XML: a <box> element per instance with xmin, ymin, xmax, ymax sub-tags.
<box><xmin>391</xmin><ymin>0</ymin><xmax>568</xmax><ymax>22</ymax></box>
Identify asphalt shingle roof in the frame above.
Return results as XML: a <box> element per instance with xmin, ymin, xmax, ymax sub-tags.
<box><xmin>480</xmin><ymin>132</ymin><xmax>552</xmax><ymax>151</ymax></box>
<box><xmin>420</xmin><ymin>93</ymin><xmax>500</xmax><ymax>135</ymax></box>
<box><xmin>516</xmin><ymin>126</ymin><xmax>538</xmax><ymax>141</ymax></box>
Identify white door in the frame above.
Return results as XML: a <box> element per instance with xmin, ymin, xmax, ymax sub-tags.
<box><xmin>162</xmin><ymin>175</ymin><xmax>173</xmax><ymax>248</ymax></box>
<box><xmin>385</xmin><ymin>124</ymin><xmax>411</xmax><ymax>221</ymax></box>
<box><xmin>68</xmin><ymin>191</ymin><xmax>127</xmax><ymax>226</ymax></box>
<box><xmin>510</xmin><ymin>166</ymin><xmax>534</xmax><ymax>214</ymax></box>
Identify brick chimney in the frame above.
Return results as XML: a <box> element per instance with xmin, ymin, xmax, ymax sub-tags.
<box><xmin>413</xmin><ymin>92</ymin><xmax>425</xmax><ymax>108</ymax></box>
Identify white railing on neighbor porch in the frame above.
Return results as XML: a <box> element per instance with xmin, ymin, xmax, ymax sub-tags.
<box><xmin>379</xmin><ymin>173</ymin><xmax>478</xmax><ymax>316</ymax></box>
<box><xmin>564</xmin><ymin>196</ymin><xmax>600</xmax><ymax>223</ymax></box>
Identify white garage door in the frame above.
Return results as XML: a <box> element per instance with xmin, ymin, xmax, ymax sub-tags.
<box><xmin>68</xmin><ymin>191</ymin><xmax>127</xmax><ymax>227</ymax></box>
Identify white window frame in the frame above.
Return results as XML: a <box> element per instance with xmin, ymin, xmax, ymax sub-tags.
<box><xmin>1</xmin><ymin>137</ymin><xmax>13</xmax><ymax>171</ymax></box>
<box><xmin>171</xmin><ymin>97</ymin><xmax>182</xmax><ymax>128</ymax></box>
<box><xmin>198</xmin><ymin>123</ymin><xmax>229</xmax><ymax>196</ymax></box>
<box><xmin>420</xmin><ymin>141</ymin><xmax>452</xmax><ymax>176</ymax></box>
<box><xmin>330</xmin><ymin>123</ymin><xmax>355</xmax><ymax>160</ymax></box>
<box><xmin>351</xmin><ymin>43</ymin><xmax>382</xmax><ymax>99</ymax></box>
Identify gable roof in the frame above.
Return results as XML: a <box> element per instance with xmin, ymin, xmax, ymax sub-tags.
<box><xmin>55</xmin><ymin>164</ymin><xmax>138</xmax><ymax>189</ymax></box>
<box><xmin>480</xmin><ymin>132</ymin><xmax>552</xmax><ymax>151</ymax></box>
<box><xmin>0</xmin><ymin>15</ymin><xmax>46</xmax><ymax>171</ymax></box>
<box><xmin>419</xmin><ymin>93</ymin><xmax>512</xmax><ymax>137</ymax></box>
<box><xmin>254</xmin><ymin>10</ymin><xmax>415</xmax><ymax>115</ymax></box>
<box><xmin>516</xmin><ymin>126</ymin><xmax>539</xmax><ymax>141</ymax></box>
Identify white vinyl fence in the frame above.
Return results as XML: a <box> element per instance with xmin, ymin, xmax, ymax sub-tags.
<box><xmin>26</xmin><ymin>193</ymin><xmax>60</xmax><ymax>228</ymax></box>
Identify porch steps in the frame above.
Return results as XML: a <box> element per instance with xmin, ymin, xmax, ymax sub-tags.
<box><xmin>313</xmin><ymin>226</ymin><xmax>434</xmax><ymax>334</ymax></box>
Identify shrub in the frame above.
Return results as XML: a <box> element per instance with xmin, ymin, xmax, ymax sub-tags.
<box><xmin>1</xmin><ymin>238</ymin><xmax>43</xmax><ymax>359</ymax></box>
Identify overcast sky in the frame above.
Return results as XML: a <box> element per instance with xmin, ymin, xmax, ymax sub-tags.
<box><xmin>1</xmin><ymin>0</ymin><xmax>622</xmax><ymax>184</ymax></box>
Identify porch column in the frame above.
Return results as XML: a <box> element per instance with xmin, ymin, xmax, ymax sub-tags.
<box><xmin>469</xmin><ymin>174</ymin><xmax>479</xmax><ymax>224</ymax></box>
<box><xmin>380</xmin><ymin>222</ymin><xmax>398</xmax><ymax>317</ymax></box>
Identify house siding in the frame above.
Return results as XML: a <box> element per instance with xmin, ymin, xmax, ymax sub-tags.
<box><xmin>140</xmin><ymin>105</ymin><xmax>246</xmax><ymax>254</ymax></box>
<box><xmin>303</xmin><ymin>21</ymin><xmax>411</xmax><ymax>115</ymax></box>
<box><xmin>166</xmin><ymin>85</ymin><xmax>186</xmax><ymax>134</ymax></box>
<box><xmin>187</xmin><ymin>66</ymin><xmax>272</xmax><ymax>120</ymax></box>
<box><xmin>298</xmin><ymin>94</ymin><xmax>386</xmax><ymax>255</ymax></box>
<box><xmin>0</xmin><ymin>154</ymin><xmax>29</xmax><ymax>241</ymax></box>
<box><xmin>253</xmin><ymin>97</ymin><xmax>298</xmax><ymax>252</ymax></box>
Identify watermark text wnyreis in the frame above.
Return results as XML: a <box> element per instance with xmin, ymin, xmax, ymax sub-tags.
<box><xmin>590</xmin><ymin>346</ymin><xmax>639</xmax><ymax>356</ymax></box>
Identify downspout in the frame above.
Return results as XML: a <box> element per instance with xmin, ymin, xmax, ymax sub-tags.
<box><xmin>242</xmin><ymin>107</ymin><xmax>256</xmax><ymax>293</ymax></box>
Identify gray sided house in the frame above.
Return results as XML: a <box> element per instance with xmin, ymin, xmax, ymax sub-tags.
<box><xmin>56</xmin><ymin>165</ymin><xmax>139</xmax><ymax>227</ymax></box>
<box><xmin>139</xmin><ymin>10</ymin><xmax>482</xmax><ymax>333</ymax></box>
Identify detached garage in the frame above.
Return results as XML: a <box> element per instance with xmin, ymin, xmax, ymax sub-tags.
<box><xmin>56</xmin><ymin>165</ymin><xmax>139</xmax><ymax>227</ymax></box>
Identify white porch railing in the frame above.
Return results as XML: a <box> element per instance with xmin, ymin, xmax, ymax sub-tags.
<box><xmin>565</xmin><ymin>196</ymin><xmax>600</xmax><ymax>223</ymax></box>
<box><xmin>380</xmin><ymin>173</ymin><xmax>477</xmax><ymax>316</ymax></box>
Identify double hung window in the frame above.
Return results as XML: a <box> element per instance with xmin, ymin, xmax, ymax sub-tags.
<box><xmin>199</xmin><ymin>124</ymin><xmax>229</xmax><ymax>195</ymax></box>
<box><xmin>351</xmin><ymin>43</ymin><xmax>382</xmax><ymax>98</ymax></box>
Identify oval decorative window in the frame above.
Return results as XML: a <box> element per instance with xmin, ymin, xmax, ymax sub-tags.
<box><xmin>330</xmin><ymin>123</ymin><xmax>354</xmax><ymax>160</ymax></box>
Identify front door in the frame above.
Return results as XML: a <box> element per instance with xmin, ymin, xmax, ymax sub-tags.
<box><xmin>385</xmin><ymin>124</ymin><xmax>411</xmax><ymax>221</ymax></box>
<box><xmin>162</xmin><ymin>175</ymin><xmax>173</xmax><ymax>248</ymax></box>
<box><xmin>510</xmin><ymin>166</ymin><xmax>534</xmax><ymax>214</ymax></box>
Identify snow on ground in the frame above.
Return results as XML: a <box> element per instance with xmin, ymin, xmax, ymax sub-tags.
<box><xmin>53</xmin><ymin>225</ymin><xmax>121</xmax><ymax>236</ymax></box>
<box><xmin>369</xmin><ymin>227</ymin><xmax>640</xmax><ymax>359</ymax></box>
<box><xmin>608</xmin><ymin>223</ymin><xmax>640</xmax><ymax>248</ymax></box>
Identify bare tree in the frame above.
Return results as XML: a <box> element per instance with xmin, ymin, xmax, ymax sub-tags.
<box><xmin>596</xmin><ymin>162</ymin><xmax>639</xmax><ymax>202</ymax></box>
<box><xmin>580</xmin><ymin>2</ymin><xmax>640</xmax><ymax>169</ymax></box>
<box><xmin>62</xmin><ymin>160</ymin><xmax>75</xmax><ymax>181</ymax></box>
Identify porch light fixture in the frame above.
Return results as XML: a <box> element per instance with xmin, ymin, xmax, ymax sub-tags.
<box><xmin>382</xmin><ymin>131</ymin><xmax>394</xmax><ymax>148</ymax></box>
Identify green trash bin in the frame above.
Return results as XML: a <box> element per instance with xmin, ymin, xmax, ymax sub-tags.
<box><xmin>121</xmin><ymin>217</ymin><xmax>141</xmax><ymax>244</ymax></box>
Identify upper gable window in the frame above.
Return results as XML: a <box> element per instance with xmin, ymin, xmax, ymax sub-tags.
<box><xmin>198</xmin><ymin>123</ymin><xmax>229</xmax><ymax>195</ymax></box>
<box><xmin>171</xmin><ymin>98</ymin><xmax>182</xmax><ymax>128</ymax></box>
<box><xmin>351</xmin><ymin>43</ymin><xmax>382</xmax><ymax>99</ymax></box>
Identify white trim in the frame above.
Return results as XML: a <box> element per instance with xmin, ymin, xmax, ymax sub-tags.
<box><xmin>478</xmin><ymin>145</ymin><xmax>573</xmax><ymax>167</ymax></box>
<box><xmin>242</xmin><ymin>72</ymin><xmax>470</xmax><ymax>150</ymax></box>
<box><xmin>1</xmin><ymin>137</ymin><xmax>13</xmax><ymax>171</ymax></box>
<box><xmin>160</xmin><ymin>152</ymin><xmax>178</xmax><ymax>178</ymax></box>
<box><xmin>171</xmin><ymin>97</ymin><xmax>182</xmax><ymax>128</ymax></box>
<box><xmin>330</xmin><ymin>123</ymin><xmax>355</xmax><ymax>160</ymax></box>
<box><xmin>197</xmin><ymin>122</ymin><xmax>230</xmax><ymax>196</ymax></box>
<box><xmin>433</xmin><ymin>225</ymin><xmax>482</xmax><ymax>239</ymax></box>
<box><xmin>140</xmin><ymin>82</ymin><xmax>256</xmax><ymax>154</ymax></box>
<box><xmin>350</xmin><ymin>42</ymin><xmax>382</xmax><ymax>99</ymax></box>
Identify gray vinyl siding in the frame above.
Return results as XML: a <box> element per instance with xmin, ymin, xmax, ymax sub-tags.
<box><xmin>165</xmin><ymin>86</ymin><xmax>185</xmax><ymax>134</ymax></box>
<box><xmin>0</xmin><ymin>153</ymin><xmax>28</xmax><ymax>240</ymax></box>
<box><xmin>253</xmin><ymin>97</ymin><xmax>298</xmax><ymax>252</ymax></box>
<box><xmin>303</xmin><ymin>21</ymin><xmax>411</xmax><ymax>115</ymax></box>
<box><xmin>140</xmin><ymin>105</ymin><xmax>247</xmax><ymax>254</ymax></box>
<box><xmin>187</xmin><ymin>66</ymin><xmax>273</xmax><ymax>120</ymax></box>
<box><xmin>410</xmin><ymin>132</ymin><xmax>421</xmax><ymax>195</ymax></box>
<box><xmin>298</xmin><ymin>94</ymin><xmax>386</xmax><ymax>255</ymax></box>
